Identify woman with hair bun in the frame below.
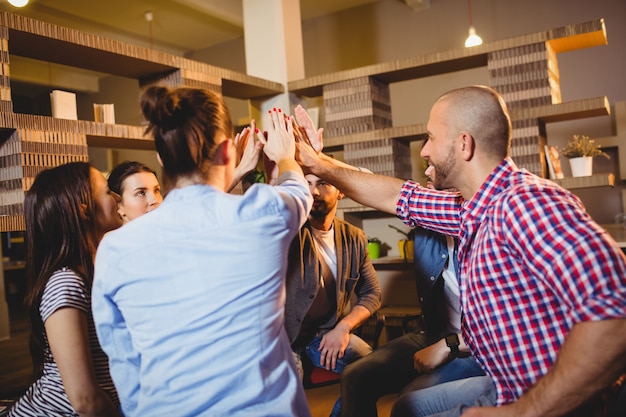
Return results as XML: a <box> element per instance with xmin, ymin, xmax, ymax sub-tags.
<box><xmin>92</xmin><ymin>85</ymin><xmax>313</xmax><ymax>417</ymax></box>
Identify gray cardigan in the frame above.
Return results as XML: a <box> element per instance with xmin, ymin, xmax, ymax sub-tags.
<box><xmin>284</xmin><ymin>217</ymin><xmax>382</xmax><ymax>344</ymax></box>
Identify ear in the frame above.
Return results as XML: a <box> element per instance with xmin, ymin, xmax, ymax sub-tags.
<box><xmin>117</xmin><ymin>205</ymin><xmax>127</xmax><ymax>223</ymax></box>
<box><xmin>214</xmin><ymin>139</ymin><xmax>234</xmax><ymax>166</ymax></box>
<box><xmin>458</xmin><ymin>132</ymin><xmax>475</xmax><ymax>161</ymax></box>
<box><xmin>337</xmin><ymin>190</ymin><xmax>344</xmax><ymax>200</ymax></box>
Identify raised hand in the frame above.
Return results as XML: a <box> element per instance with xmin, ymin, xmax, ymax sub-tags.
<box><xmin>232</xmin><ymin>120</ymin><xmax>263</xmax><ymax>187</ymax></box>
<box><xmin>259</xmin><ymin>108</ymin><xmax>296</xmax><ymax>163</ymax></box>
<box><xmin>294</xmin><ymin>104</ymin><xmax>324</xmax><ymax>152</ymax></box>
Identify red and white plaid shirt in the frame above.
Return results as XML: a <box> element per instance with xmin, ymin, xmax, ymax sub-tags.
<box><xmin>397</xmin><ymin>157</ymin><xmax>626</xmax><ymax>405</ymax></box>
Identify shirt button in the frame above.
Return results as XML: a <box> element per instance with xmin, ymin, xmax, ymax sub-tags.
<box><xmin>309</xmin><ymin>294</ymin><xmax>314</xmax><ymax>299</ymax></box>
<box><xmin>441</xmin><ymin>254</ymin><xmax>447</xmax><ymax>258</ymax></box>
<box><xmin>430</xmin><ymin>276</ymin><xmax>435</xmax><ymax>281</ymax></box>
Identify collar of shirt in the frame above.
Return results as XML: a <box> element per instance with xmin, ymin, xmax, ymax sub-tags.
<box><xmin>460</xmin><ymin>157</ymin><xmax>518</xmax><ymax>224</ymax></box>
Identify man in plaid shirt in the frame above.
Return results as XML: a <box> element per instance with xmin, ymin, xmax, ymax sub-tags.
<box><xmin>296</xmin><ymin>85</ymin><xmax>626</xmax><ymax>416</ymax></box>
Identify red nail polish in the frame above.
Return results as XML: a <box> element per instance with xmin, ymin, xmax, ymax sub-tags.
<box><xmin>255</xmin><ymin>128</ymin><xmax>259</xmax><ymax>133</ymax></box>
<box><xmin>278</xmin><ymin>108</ymin><xmax>282</xmax><ymax>112</ymax></box>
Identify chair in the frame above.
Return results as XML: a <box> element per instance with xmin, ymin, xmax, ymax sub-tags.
<box><xmin>372</xmin><ymin>306</ymin><xmax>423</xmax><ymax>345</ymax></box>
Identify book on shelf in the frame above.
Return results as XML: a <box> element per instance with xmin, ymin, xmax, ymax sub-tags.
<box><xmin>93</xmin><ymin>103</ymin><xmax>115</xmax><ymax>124</ymax></box>
<box><xmin>545</xmin><ymin>145</ymin><xmax>564</xmax><ymax>179</ymax></box>
<box><xmin>50</xmin><ymin>90</ymin><xmax>78</xmax><ymax>120</ymax></box>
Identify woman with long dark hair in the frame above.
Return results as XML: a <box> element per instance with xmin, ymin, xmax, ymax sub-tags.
<box><xmin>9</xmin><ymin>162</ymin><xmax>122</xmax><ymax>416</ymax></box>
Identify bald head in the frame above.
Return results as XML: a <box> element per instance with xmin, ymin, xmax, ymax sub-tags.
<box><xmin>436</xmin><ymin>85</ymin><xmax>512</xmax><ymax>160</ymax></box>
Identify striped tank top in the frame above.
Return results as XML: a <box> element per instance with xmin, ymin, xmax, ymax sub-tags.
<box><xmin>8</xmin><ymin>268</ymin><xmax>118</xmax><ymax>416</ymax></box>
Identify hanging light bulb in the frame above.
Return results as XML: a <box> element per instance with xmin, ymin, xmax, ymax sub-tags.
<box><xmin>8</xmin><ymin>0</ymin><xmax>29</xmax><ymax>7</ymax></box>
<box><xmin>465</xmin><ymin>26</ymin><xmax>483</xmax><ymax>47</ymax></box>
<box><xmin>464</xmin><ymin>0</ymin><xmax>483</xmax><ymax>48</ymax></box>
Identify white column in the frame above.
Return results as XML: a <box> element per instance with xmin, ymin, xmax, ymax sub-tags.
<box><xmin>242</xmin><ymin>0</ymin><xmax>304</xmax><ymax>125</ymax></box>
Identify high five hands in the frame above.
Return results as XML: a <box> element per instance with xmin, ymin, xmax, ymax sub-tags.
<box><xmin>235</xmin><ymin>105</ymin><xmax>323</xmax><ymax>183</ymax></box>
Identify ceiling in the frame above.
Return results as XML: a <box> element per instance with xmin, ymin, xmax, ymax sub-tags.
<box><xmin>0</xmin><ymin>0</ymin><xmax>430</xmax><ymax>93</ymax></box>
<box><xmin>0</xmin><ymin>0</ymin><xmax>401</xmax><ymax>55</ymax></box>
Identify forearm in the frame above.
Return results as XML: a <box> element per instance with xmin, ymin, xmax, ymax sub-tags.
<box><xmin>506</xmin><ymin>319</ymin><xmax>626</xmax><ymax>417</ymax></box>
<box><xmin>277</xmin><ymin>157</ymin><xmax>304</xmax><ymax>179</ymax></box>
<box><xmin>313</xmin><ymin>156</ymin><xmax>404</xmax><ymax>214</ymax></box>
<box><xmin>335</xmin><ymin>305</ymin><xmax>372</xmax><ymax>333</ymax></box>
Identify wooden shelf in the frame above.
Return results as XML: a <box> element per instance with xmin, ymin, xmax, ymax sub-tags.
<box><xmin>0</xmin><ymin>12</ymin><xmax>284</xmax><ymax>100</ymax></box>
<box><xmin>324</xmin><ymin>97</ymin><xmax>610</xmax><ymax>150</ymax></box>
<box><xmin>550</xmin><ymin>173</ymin><xmax>615</xmax><ymax>189</ymax></box>
<box><xmin>600</xmin><ymin>223</ymin><xmax>626</xmax><ymax>249</ymax></box>
<box><xmin>0</xmin><ymin>11</ymin><xmax>287</xmax><ymax>232</ymax></box>
<box><xmin>288</xmin><ymin>19</ymin><xmax>607</xmax><ymax>97</ymax></box>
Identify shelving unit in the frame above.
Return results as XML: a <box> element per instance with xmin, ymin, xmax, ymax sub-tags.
<box><xmin>288</xmin><ymin>19</ymin><xmax>617</xmax><ymax>182</ymax></box>
<box><xmin>0</xmin><ymin>11</ymin><xmax>284</xmax><ymax>232</ymax></box>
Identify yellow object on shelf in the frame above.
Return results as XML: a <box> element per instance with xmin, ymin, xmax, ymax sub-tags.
<box><xmin>398</xmin><ymin>239</ymin><xmax>414</xmax><ymax>260</ymax></box>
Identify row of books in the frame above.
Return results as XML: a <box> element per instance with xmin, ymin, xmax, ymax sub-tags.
<box><xmin>510</xmin><ymin>136</ymin><xmax>544</xmax><ymax>158</ymax></box>
<box><xmin>325</xmin><ymin>115</ymin><xmax>393</xmax><ymax>138</ymax></box>
<box><xmin>324</xmin><ymin>91</ymin><xmax>391</xmax><ymax>108</ymax></box>
<box><xmin>0</xmin><ymin>112</ymin><xmax>146</xmax><ymax>139</ymax></box>
<box><xmin>322</xmin><ymin>83</ymin><xmax>391</xmax><ymax>101</ymax></box>
<box><xmin>325</xmin><ymin>104</ymin><xmax>392</xmax><ymax>123</ymax></box>
<box><xmin>344</xmin><ymin>138</ymin><xmax>412</xmax><ymax>180</ymax></box>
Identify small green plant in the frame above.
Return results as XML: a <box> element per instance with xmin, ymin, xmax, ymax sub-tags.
<box><xmin>561</xmin><ymin>134</ymin><xmax>609</xmax><ymax>159</ymax></box>
<box><xmin>368</xmin><ymin>237</ymin><xmax>382</xmax><ymax>244</ymax></box>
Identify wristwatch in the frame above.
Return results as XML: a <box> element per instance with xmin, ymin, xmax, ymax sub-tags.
<box><xmin>444</xmin><ymin>333</ymin><xmax>460</xmax><ymax>355</ymax></box>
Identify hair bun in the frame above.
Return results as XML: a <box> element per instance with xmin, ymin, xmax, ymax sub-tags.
<box><xmin>141</xmin><ymin>85</ymin><xmax>186</xmax><ymax>130</ymax></box>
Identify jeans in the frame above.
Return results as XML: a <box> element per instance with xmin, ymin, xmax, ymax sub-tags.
<box><xmin>390</xmin><ymin>375</ymin><xmax>496</xmax><ymax>417</ymax></box>
<box><xmin>301</xmin><ymin>333</ymin><xmax>373</xmax><ymax>417</ymax></box>
<box><xmin>305</xmin><ymin>333</ymin><xmax>373</xmax><ymax>373</ymax></box>
<box><xmin>339</xmin><ymin>332</ymin><xmax>485</xmax><ymax>417</ymax></box>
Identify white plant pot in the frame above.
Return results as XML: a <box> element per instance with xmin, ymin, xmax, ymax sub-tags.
<box><xmin>569</xmin><ymin>156</ymin><xmax>593</xmax><ymax>177</ymax></box>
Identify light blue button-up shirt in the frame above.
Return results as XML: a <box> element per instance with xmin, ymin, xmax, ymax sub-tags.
<box><xmin>93</xmin><ymin>172</ymin><xmax>313</xmax><ymax>417</ymax></box>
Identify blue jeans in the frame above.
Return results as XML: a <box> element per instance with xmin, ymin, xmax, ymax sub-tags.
<box><xmin>305</xmin><ymin>333</ymin><xmax>373</xmax><ymax>373</ymax></box>
<box><xmin>390</xmin><ymin>375</ymin><xmax>496</xmax><ymax>417</ymax></box>
<box><xmin>304</xmin><ymin>333</ymin><xmax>372</xmax><ymax>417</ymax></box>
<box><xmin>339</xmin><ymin>332</ymin><xmax>485</xmax><ymax>417</ymax></box>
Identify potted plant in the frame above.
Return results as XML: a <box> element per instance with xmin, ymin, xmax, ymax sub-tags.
<box><xmin>367</xmin><ymin>237</ymin><xmax>381</xmax><ymax>260</ymax></box>
<box><xmin>388</xmin><ymin>225</ymin><xmax>415</xmax><ymax>260</ymax></box>
<box><xmin>561</xmin><ymin>134</ymin><xmax>609</xmax><ymax>177</ymax></box>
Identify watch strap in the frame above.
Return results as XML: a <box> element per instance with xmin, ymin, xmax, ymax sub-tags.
<box><xmin>445</xmin><ymin>333</ymin><xmax>460</xmax><ymax>354</ymax></box>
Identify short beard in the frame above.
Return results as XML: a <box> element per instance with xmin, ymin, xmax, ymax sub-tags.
<box><xmin>433</xmin><ymin>152</ymin><xmax>457</xmax><ymax>190</ymax></box>
<box><xmin>309</xmin><ymin>201</ymin><xmax>333</xmax><ymax>218</ymax></box>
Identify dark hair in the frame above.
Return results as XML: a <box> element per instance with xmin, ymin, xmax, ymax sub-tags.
<box><xmin>140</xmin><ymin>85</ymin><xmax>233</xmax><ymax>185</ymax></box>
<box><xmin>24</xmin><ymin>162</ymin><xmax>98</xmax><ymax>377</ymax></box>
<box><xmin>108</xmin><ymin>160</ymin><xmax>158</xmax><ymax>196</ymax></box>
<box><xmin>438</xmin><ymin>85</ymin><xmax>512</xmax><ymax>159</ymax></box>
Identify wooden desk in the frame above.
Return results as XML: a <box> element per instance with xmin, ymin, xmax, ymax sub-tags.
<box><xmin>600</xmin><ymin>224</ymin><xmax>626</xmax><ymax>248</ymax></box>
